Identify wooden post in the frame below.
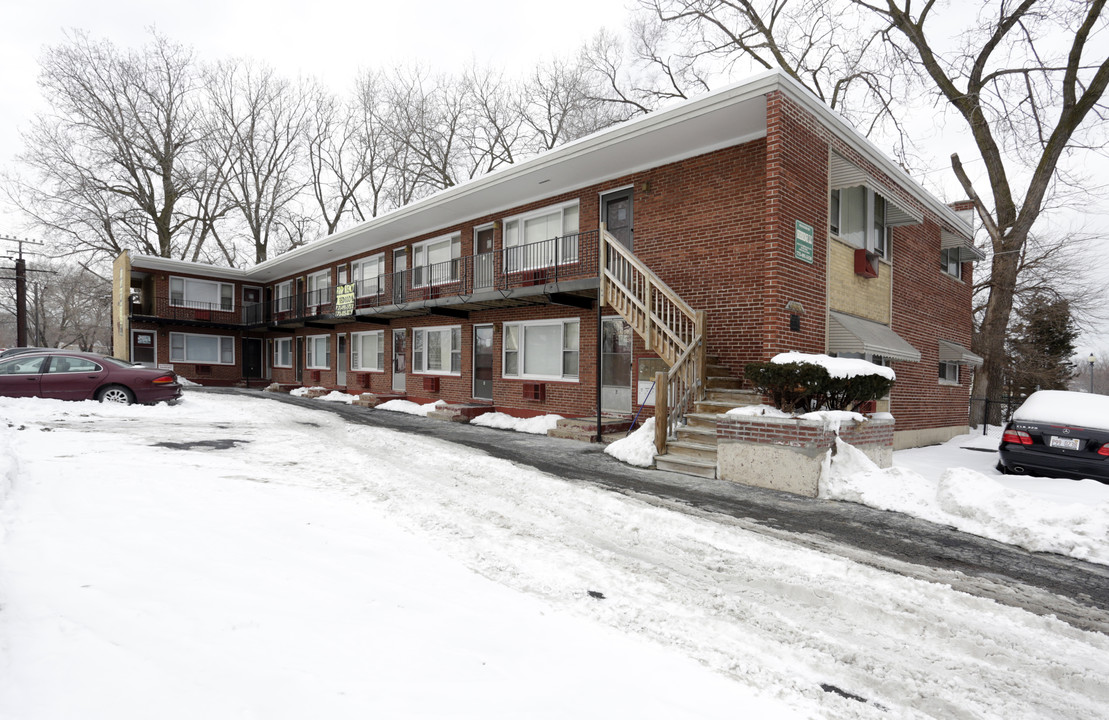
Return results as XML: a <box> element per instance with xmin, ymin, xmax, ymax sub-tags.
<box><xmin>654</xmin><ymin>370</ymin><xmax>668</xmax><ymax>455</ymax></box>
<box><xmin>694</xmin><ymin>309</ymin><xmax>707</xmax><ymax>401</ymax></box>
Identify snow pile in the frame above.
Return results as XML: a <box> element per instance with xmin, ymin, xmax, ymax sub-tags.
<box><xmin>1013</xmin><ymin>389</ymin><xmax>1109</xmax><ymax>431</ymax></box>
<box><xmin>725</xmin><ymin>404</ymin><xmax>792</xmax><ymax>418</ymax></box>
<box><xmin>604</xmin><ymin>418</ymin><xmax>657</xmax><ymax>467</ymax></box>
<box><xmin>316</xmin><ymin>391</ymin><xmax>359</xmax><ymax>404</ymax></box>
<box><xmin>176</xmin><ymin>377</ymin><xmax>201</xmax><ymax>387</ymax></box>
<box><xmin>376</xmin><ymin>399</ymin><xmax>446</xmax><ymax>416</ymax></box>
<box><xmin>960</xmin><ymin>433</ymin><xmax>1000</xmax><ymax>451</ymax></box>
<box><xmin>771</xmin><ymin>351</ymin><xmax>896</xmax><ymax>380</ymax></box>
<box><xmin>289</xmin><ymin>386</ymin><xmax>326</xmax><ymax>397</ymax></box>
<box><xmin>470</xmin><ymin>412</ymin><xmax>563</xmax><ymax>435</ymax></box>
<box><xmin>823</xmin><ymin>438</ymin><xmax>1109</xmax><ymax>564</ymax></box>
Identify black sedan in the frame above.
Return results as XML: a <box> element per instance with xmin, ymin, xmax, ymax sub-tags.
<box><xmin>998</xmin><ymin>390</ymin><xmax>1109</xmax><ymax>483</ymax></box>
<box><xmin>0</xmin><ymin>350</ymin><xmax>182</xmax><ymax>405</ymax></box>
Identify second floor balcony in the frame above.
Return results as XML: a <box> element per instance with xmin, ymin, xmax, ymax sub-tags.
<box><xmin>133</xmin><ymin>230</ymin><xmax>600</xmax><ymax>329</ymax></box>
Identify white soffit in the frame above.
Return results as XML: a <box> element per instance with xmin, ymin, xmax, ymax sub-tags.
<box><xmin>939</xmin><ymin>339</ymin><xmax>984</xmax><ymax>367</ymax></box>
<box><xmin>829</xmin><ymin>311</ymin><xmax>922</xmax><ymax>362</ymax></box>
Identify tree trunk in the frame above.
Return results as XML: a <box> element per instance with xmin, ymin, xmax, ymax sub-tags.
<box><xmin>972</xmin><ymin>243</ymin><xmax>1022</xmax><ymax>423</ymax></box>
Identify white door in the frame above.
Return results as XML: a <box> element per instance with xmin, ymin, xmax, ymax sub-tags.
<box><xmin>392</xmin><ymin>328</ymin><xmax>407</xmax><ymax>392</ymax></box>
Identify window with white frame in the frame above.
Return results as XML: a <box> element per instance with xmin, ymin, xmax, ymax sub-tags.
<box><xmin>307</xmin><ymin>270</ymin><xmax>330</xmax><ymax>308</ymax></box>
<box><xmin>351</xmin><ymin>330</ymin><xmax>385</xmax><ymax>372</ymax></box>
<box><xmin>503</xmin><ymin>202</ymin><xmax>580</xmax><ymax>271</ymax></box>
<box><xmin>169</xmin><ymin>277</ymin><xmax>234</xmax><ymax>311</ymax></box>
<box><xmin>306</xmin><ymin>334</ymin><xmax>331</xmax><ymax>369</ymax></box>
<box><xmin>412</xmin><ymin>235</ymin><xmax>461</xmax><ymax>287</ymax></box>
<box><xmin>274</xmin><ymin>338</ymin><xmax>292</xmax><ymax>368</ymax></box>
<box><xmin>503</xmin><ymin>319</ymin><xmax>580</xmax><ymax>380</ymax></box>
<box><xmin>940</xmin><ymin>248</ymin><xmax>962</xmax><ymax>279</ymax></box>
<box><xmin>275</xmin><ymin>281</ymin><xmax>293</xmax><ymax>312</ymax></box>
<box><xmin>351</xmin><ymin>254</ymin><xmax>385</xmax><ymax>297</ymax></box>
<box><xmin>939</xmin><ymin>361</ymin><xmax>960</xmax><ymax>384</ymax></box>
<box><xmin>413</xmin><ymin>326</ymin><xmax>461</xmax><ymax>374</ymax></box>
<box><xmin>169</xmin><ymin>332</ymin><xmax>235</xmax><ymax>364</ymax></box>
<box><xmin>830</xmin><ymin>187</ymin><xmax>892</xmax><ymax>260</ymax></box>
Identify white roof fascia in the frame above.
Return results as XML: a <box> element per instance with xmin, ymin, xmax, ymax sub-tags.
<box><xmin>129</xmin><ymin>255</ymin><xmax>247</xmax><ymax>281</ymax></box>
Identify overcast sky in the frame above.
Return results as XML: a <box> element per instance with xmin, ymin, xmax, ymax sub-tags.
<box><xmin>2</xmin><ymin>0</ymin><xmax>1106</xmax><ymax>355</ymax></box>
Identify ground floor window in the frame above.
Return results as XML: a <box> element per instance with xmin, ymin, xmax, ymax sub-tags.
<box><xmin>306</xmin><ymin>334</ymin><xmax>330</xmax><ymax>369</ymax></box>
<box><xmin>274</xmin><ymin>338</ymin><xmax>292</xmax><ymax>368</ymax></box>
<box><xmin>939</xmin><ymin>361</ymin><xmax>960</xmax><ymax>385</ymax></box>
<box><xmin>351</xmin><ymin>330</ymin><xmax>385</xmax><ymax>371</ymax></box>
<box><xmin>503</xmin><ymin>319</ymin><xmax>579</xmax><ymax>380</ymax></box>
<box><xmin>413</xmin><ymin>326</ymin><xmax>461</xmax><ymax>374</ymax></box>
<box><xmin>170</xmin><ymin>332</ymin><xmax>235</xmax><ymax>364</ymax></box>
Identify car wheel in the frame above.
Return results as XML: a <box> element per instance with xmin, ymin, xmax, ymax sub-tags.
<box><xmin>98</xmin><ymin>385</ymin><xmax>135</xmax><ymax>405</ymax></box>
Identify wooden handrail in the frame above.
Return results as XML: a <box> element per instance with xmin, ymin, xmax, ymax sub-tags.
<box><xmin>598</xmin><ymin>226</ymin><xmax>707</xmax><ymax>456</ymax></box>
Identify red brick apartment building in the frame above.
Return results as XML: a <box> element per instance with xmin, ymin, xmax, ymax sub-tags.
<box><xmin>111</xmin><ymin>69</ymin><xmax>983</xmax><ymax>466</ymax></box>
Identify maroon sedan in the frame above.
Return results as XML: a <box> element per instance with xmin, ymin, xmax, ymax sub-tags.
<box><xmin>0</xmin><ymin>350</ymin><xmax>182</xmax><ymax>405</ymax></box>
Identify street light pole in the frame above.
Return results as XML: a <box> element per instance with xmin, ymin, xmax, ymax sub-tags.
<box><xmin>1090</xmin><ymin>353</ymin><xmax>1097</xmax><ymax>394</ymax></box>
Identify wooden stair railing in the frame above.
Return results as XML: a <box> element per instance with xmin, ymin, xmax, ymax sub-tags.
<box><xmin>599</xmin><ymin>225</ymin><xmax>707</xmax><ymax>454</ymax></box>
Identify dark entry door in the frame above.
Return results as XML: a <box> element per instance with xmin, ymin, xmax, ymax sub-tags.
<box><xmin>475</xmin><ymin>227</ymin><xmax>495</xmax><ymax>290</ymax></box>
<box><xmin>295</xmin><ymin>337</ymin><xmax>305</xmax><ymax>384</ymax></box>
<box><xmin>132</xmin><ymin>330</ymin><xmax>156</xmax><ymax>367</ymax></box>
<box><xmin>602</xmin><ymin>190</ymin><xmax>633</xmax><ymax>250</ymax></box>
<box><xmin>473</xmin><ymin>325</ymin><xmax>493</xmax><ymax>400</ymax></box>
<box><xmin>242</xmin><ymin>338</ymin><xmax>263</xmax><ymax>379</ymax></box>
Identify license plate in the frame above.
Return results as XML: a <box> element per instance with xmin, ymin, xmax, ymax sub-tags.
<box><xmin>1049</xmin><ymin>436</ymin><xmax>1081</xmax><ymax>451</ymax></box>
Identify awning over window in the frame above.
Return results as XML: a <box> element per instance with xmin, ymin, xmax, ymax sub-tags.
<box><xmin>829</xmin><ymin>153</ymin><xmax>924</xmax><ymax>227</ymax></box>
<box><xmin>940</xmin><ymin>229</ymin><xmax>987</xmax><ymax>262</ymax></box>
<box><xmin>938</xmin><ymin>339</ymin><xmax>983</xmax><ymax>367</ymax></box>
<box><xmin>829</xmin><ymin>311</ymin><xmax>922</xmax><ymax>362</ymax></box>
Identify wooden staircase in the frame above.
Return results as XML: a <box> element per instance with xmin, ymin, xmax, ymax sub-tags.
<box><xmin>653</xmin><ymin>358</ymin><xmax>762</xmax><ymax>478</ymax></box>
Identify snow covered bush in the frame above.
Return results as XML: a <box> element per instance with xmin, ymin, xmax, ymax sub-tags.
<box><xmin>745</xmin><ymin>352</ymin><xmax>895</xmax><ymax>413</ymax></box>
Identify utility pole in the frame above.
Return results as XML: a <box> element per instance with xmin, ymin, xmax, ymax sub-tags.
<box><xmin>1</xmin><ymin>235</ymin><xmax>46</xmax><ymax>347</ymax></box>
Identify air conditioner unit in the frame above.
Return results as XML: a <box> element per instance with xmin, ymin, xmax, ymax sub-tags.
<box><xmin>358</xmin><ymin>373</ymin><xmax>372</xmax><ymax>388</ymax></box>
<box><xmin>195</xmin><ymin>309</ymin><xmax>211</xmax><ymax>321</ymax></box>
<box><xmin>423</xmin><ymin>376</ymin><xmax>440</xmax><ymax>393</ymax></box>
<box><xmin>310</xmin><ymin>369</ymin><xmax>321</xmax><ymax>382</ymax></box>
<box><xmin>522</xmin><ymin>381</ymin><xmax>545</xmax><ymax>402</ymax></box>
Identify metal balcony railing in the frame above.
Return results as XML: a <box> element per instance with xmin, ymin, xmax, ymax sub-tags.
<box><xmin>136</xmin><ymin>230</ymin><xmax>599</xmax><ymax>327</ymax></box>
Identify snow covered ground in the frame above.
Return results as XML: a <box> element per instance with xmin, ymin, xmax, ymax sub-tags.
<box><xmin>2</xmin><ymin>391</ymin><xmax>1108</xmax><ymax>719</ymax></box>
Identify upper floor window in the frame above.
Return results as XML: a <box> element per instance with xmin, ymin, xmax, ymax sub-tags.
<box><xmin>352</xmin><ymin>254</ymin><xmax>385</xmax><ymax>297</ymax></box>
<box><xmin>940</xmin><ymin>248</ymin><xmax>963</xmax><ymax>279</ymax></box>
<box><xmin>830</xmin><ymin>187</ymin><xmax>891</xmax><ymax>260</ymax></box>
<box><xmin>307</xmin><ymin>270</ymin><xmax>330</xmax><ymax>308</ymax></box>
<box><xmin>413</xmin><ymin>235</ymin><xmax>461</xmax><ymax>287</ymax></box>
<box><xmin>274</xmin><ymin>281</ymin><xmax>293</xmax><ymax>313</ymax></box>
<box><xmin>503</xmin><ymin>202</ymin><xmax>580</xmax><ymax>270</ymax></box>
<box><xmin>170</xmin><ymin>277</ymin><xmax>234</xmax><ymax>311</ymax></box>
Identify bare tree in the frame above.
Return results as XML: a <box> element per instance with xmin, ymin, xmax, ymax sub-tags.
<box><xmin>518</xmin><ymin>56</ymin><xmax>624</xmax><ymax>151</ymax></box>
<box><xmin>7</xmin><ymin>30</ymin><xmax>208</xmax><ymax>263</ymax></box>
<box><xmin>206</xmin><ymin>60</ymin><xmax>311</xmax><ymax>263</ymax></box>
<box><xmin>626</xmin><ymin>0</ymin><xmax>1109</xmax><ymax>404</ymax></box>
<box><xmin>0</xmin><ymin>261</ymin><xmax>111</xmax><ymax>350</ymax></box>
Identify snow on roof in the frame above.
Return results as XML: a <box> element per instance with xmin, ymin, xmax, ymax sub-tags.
<box><xmin>771</xmin><ymin>352</ymin><xmax>896</xmax><ymax>381</ymax></box>
<box><xmin>1012</xmin><ymin>390</ymin><xmax>1109</xmax><ymax>431</ymax></box>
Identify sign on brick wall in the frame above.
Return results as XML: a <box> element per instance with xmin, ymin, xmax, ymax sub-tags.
<box><xmin>794</xmin><ymin>220</ymin><xmax>814</xmax><ymax>263</ymax></box>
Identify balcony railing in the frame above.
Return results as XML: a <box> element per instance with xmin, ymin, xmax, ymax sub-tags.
<box><xmin>136</xmin><ymin>230</ymin><xmax>599</xmax><ymax>327</ymax></box>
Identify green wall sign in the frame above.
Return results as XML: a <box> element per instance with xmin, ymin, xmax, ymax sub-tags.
<box><xmin>795</xmin><ymin>220</ymin><xmax>814</xmax><ymax>263</ymax></box>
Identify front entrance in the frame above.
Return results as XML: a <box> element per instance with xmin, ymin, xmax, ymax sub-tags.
<box><xmin>474</xmin><ymin>226</ymin><xmax>494</xmax><ymax>290</ymax></box>
<box><xmin>243</xmin><ymin>286</ymin><xmax>262</xmax><ymax>324</ymax></box>
<box><xmin>131</xmin><ymin>330</ymin><xmax>156</xmax><ymax>367</ymax></box>
<box><xmin>336</xmin><ymin>334</ymin><xmax>347</xmax><ymax>386</ymax></box>
<box><xmin>295</xmin><ymin>337</ymin><xmax>305</xmax><ymax>384</ymax></box>
<box><xmin>392</xmin><ymin>328</ymin><xmax>407</xmax><ymax>392</ymax></box>
<box><xmin>473</xmin><ymin>325</ymin><xmax>493</xmax><ymax>400</ymax></box>
<box><xmin>393</xmin><ymin>248</ymin><xmax>408</xmax><ymax>305</ymax></box>
<box><xmin>242</xmin><ymin>338</ymin><xmax>263</xmax><ymax>380</ymax></box>
<box><xmin>601</xmin><ymin>317</ymin><xmax>633</xmax><ymax>412</ymax></box>
<box><xmin>602</xmin><ymin>189</ymin><xmax>633</xmax><ymax>250</ymax></box>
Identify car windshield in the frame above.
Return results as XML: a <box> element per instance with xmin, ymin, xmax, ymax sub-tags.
<box><xmin>1012</xmin><ymin>390</ymin><xmax>1109</xmax><ymax>432</ymax></box>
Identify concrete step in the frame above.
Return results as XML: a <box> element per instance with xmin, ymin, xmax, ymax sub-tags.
<box><xmin>654</xmin><ymin>454</ymin><xmax>717</xmax><ymax>479</ymax></box>
<box><xmin>696</xmin><ymin>398</ymin><xmax>759</xmax><ymax>414</ymax></box>
<box><xmin>705</xmin><ymin>375</ymin><xmax>744</xmax><ymax>390</ymax></box>
<box><xmin>664</xmin><ymin>440</ymin><xmax>718</xmax><ymax>463</ymax></box>
<box><xmin>675</xmin><ymin>425</ymin><xmax>717</xmax><ymax>446</ymax></box>
<box><xmin>427</xmin><ymin>403</ymin><xmax>495</xmax><ymax>423</ymax></box>
<box><xmin>685</xmin><ymin>412</ymin><xmax>721</xmax><ymax>430</ymax></box>
<box><xmin>548</xmin><ymin>415</ymin><xmax>633</xmax><ymax>443</ymax></box>
<box><xmin>704</xmin><ymin>388</ymin><xmax>762</xmax><ymax>404</ymax></box>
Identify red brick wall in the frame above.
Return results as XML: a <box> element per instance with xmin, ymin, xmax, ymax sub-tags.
<box><xmin>130</xmin><ymin>321</ymin><xmax>243</xmax><ymax>386</ymax></box>
<box><xmin>717</xmin><ymin>414</ymin><xmax>895</xmax><ymax>451</ymax></box>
